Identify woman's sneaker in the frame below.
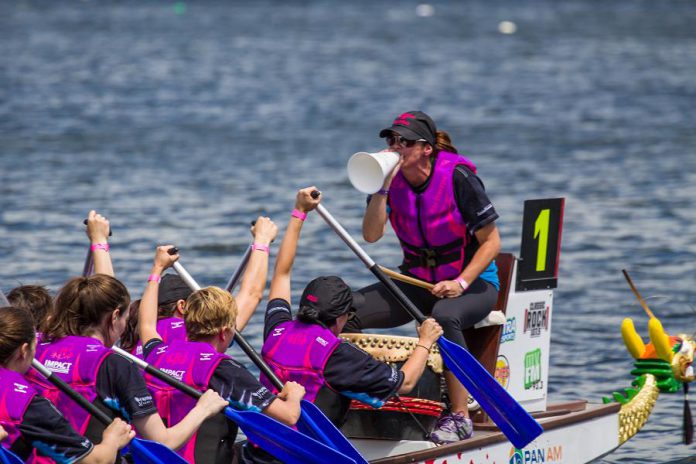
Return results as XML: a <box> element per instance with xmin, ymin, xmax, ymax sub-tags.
<box><xmin>429</xmin><ymin>412</ymin><xmax>474</xmax><ymax>444</ymax></box>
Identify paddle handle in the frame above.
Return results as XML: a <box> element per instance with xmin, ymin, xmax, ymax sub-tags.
<box><xmin>315</xmin><ymin>204</ymin><xmax>427</xmax><ymax>323</ymax></box>
<box><xmin>378</xmin><ymin>266</ymin><xmax>434</xmax><ymax>291</ymax></box>
<box><xmin>171</xmin><ymin>261</ymin><xmax>287</xmax><ymax>390</ymax></box>
<box><xmin>31</xmin><ymin>359</ymin><xmax>113</xmax><ymax>426</ymax></box>
<box><xmin>622</xmin><ymin>269</ymin><xmax>656</xmax><ymax>319</ymax></box>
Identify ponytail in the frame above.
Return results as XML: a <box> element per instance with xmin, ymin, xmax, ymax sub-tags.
<box><xmin>297</xmin><ymin>305</ymin><xmax>322</xmax><ymax>325</ymax></box>
<box><xmin>434</xmin><ymin>130</ymin><xmax>458</xmax><ymax>154</ymax></box>
<box><xmin>0</xmin><ymin>306</ymin><xmax>36</xmax><ymax>366</ymax></box>
<box><xmin>119</xmin><ymin>299</ymin><xmax>141</xmax><ymax>352</ymax></box>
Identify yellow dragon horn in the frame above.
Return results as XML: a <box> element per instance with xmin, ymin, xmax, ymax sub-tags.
<box><xmin>648</xmin><ymin>317</ymin><xmax>674</xmax><ymax>362</ymax></box>
<box><xmin>622</xmin><ymin>318</ymin><xmax>646</xmax><ymax>359</ymax></box>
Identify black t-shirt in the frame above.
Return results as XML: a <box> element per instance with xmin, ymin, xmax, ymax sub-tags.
<box><xmin>11</xmin><ymin>396</ymin><xmax>93</xmax><ymax>463</ymax></box>
<box><xmin>263</xmin><ymin>298</ymin><xmax>403</xmax><ymax>422</ymax></box>
<box><xmin>142</xmin><ymin>338</ymin><xmax>277</xmax><ymax>464</ymax></box>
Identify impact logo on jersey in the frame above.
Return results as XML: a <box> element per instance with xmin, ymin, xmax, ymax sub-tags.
<box><xmin>44</xmin><ymin>359</ymin><xmax>72</xmax><ymax>374</ymax></box>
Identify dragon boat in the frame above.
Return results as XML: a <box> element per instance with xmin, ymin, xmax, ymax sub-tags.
<box><xmin>331</xmin><ymin>199</ymin><xmax>694</xmax><ymax>464</ymax></box>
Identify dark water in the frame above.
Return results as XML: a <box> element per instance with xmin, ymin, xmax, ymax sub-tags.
<box><xmin>1</xmin><ymin>1</ymin><xmax>695</xmax><ymax>461</ymax></box>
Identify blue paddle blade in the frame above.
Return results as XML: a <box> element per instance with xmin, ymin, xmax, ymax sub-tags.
<box><xmin>437</xmin><ymin>337</ymin><xmax>543</xmax><ymax>449</ymax></box>
<box><xmin>223</xmin><ymin>406</ymin><xmax>356</xmax><ymax>464</ymax></box>
<box><xmin>0</xmin><ymin>446</ymin><xmax>24</xmax><ymax>464</ymax></box>
<box><xmin>296</xmin><ymin>400</ymin><xmax>368</xmax><ymax>464</ymax></box>
<box><xmin>127</xmin><ymin>437</ymin><xmax>189</xmax><ymax>464</ymax></box>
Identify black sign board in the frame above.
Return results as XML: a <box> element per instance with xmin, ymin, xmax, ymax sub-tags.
<box><xmin>516</xmin><ymin>198</ymin><xmax>565</xmax><ymax>292</ymax></box>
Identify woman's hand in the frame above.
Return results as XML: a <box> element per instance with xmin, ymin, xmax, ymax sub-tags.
<box><xmin>152</xmin><ymin>245</ymin><xmax>179</xmax><ymax>273</ymax></box>
<box><xmin>295</xmin><ymin>186</ymin><xmax>321</xmax><ymax>213</ymax></box>
<box><xmin>86</xmin><ymin>210</ymin><xmax>110</xmax><ymax>244</ymax></box>
<box><xmin>195</xmin><ymin>389</ymin><xmax>229</xmax><ymax>419</ymax></box>
<box><xmin>277</xmin><ymin>381</ymin><xmax>306</xmax><ymax>402</ymax></box>
<box><xmin>251</xmin><ymin>216</ymin><xmax>278</xmax><ymax>245</ymax></box>
<box><xmin>416</xmin><ymin>318</ymin><xmax>443</xmax><ymax>347</ymax></box>
<box><xmin>101</xmin><ymin>418</ymin><xmax>135</xmax><ymax>450</ymax></box>
<box><xmin>431</xmin><ymin>280</ymin><xmax>465</xmax><ymax>299</ymax></box>
<box><xmin>381</xmin><ymin>151</ymin><xmax>403</xmax><ymax>189</ymax></box>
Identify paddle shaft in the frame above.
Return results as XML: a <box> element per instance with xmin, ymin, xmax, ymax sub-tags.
<box><xmin>172</xmin><ymin>262</ymin><xmax>287</xmax><ymax>389</ymax></box>
<box><xmin>225</xmin><ymin>246</ymin><xmax>252</xmax><ymax>292</ymax></box>
<box><xmin>31</xmin><ymin>360</ymin><xmax>113</xmax><ymax>426</ymax></box>
<box><xmin>622</xmin><ymin>269</ymin><xmax>656</xmax><ymax>319</ymax></box>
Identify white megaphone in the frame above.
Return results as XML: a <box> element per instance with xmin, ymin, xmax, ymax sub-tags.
<box><xmin>347</xmin><ymin>151</ymin><xmax>400</xmax><ymax>194</ymax></box>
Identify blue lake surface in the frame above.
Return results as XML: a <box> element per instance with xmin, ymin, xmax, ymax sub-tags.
<box><xmin>1</xmin><ymin>1</ymin><xmax>695</xmax><ymax>461</ymax></box>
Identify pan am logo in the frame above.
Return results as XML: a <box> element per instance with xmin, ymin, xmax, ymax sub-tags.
<box><xmin>509</xmin><ymin>446</ymin><xmax>562</xmax><ymax>463</ymax></box>
<box><xmin>494</xmin><ymin>355</ymin><xmax>510</xmax><ymax>389</ymax></box>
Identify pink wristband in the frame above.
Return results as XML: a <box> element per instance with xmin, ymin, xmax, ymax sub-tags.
<box><xmin>148</xmin><ymin>274</ymin><xmax>161</xmax><ymax>283</ymax></box>
<box><xmin>291</xmin><ymin>209</ymin><xmax>307</xmax><ymax>221</ymax></box>
<box><xmin>455</xmin><ymin>277</ymin><xmax>469</xmax><ymax>291</ymax></box>
<box><xmin>90</xmin><ymin>243</ymin><xmax>110</xmax><ymax>252</ymax></box>
<box><xmin>251</xmin><ymin>243</ymin><xmax>270</xmax><ymax>254</ymax></box>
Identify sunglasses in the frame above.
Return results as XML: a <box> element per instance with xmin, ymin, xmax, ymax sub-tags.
<box><xmin>386</xmin><ymin>134</ymin><xmax>427</xmax><ymax>148</ymax></box>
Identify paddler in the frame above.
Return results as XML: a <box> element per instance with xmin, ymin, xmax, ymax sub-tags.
<box><xmin>137</xmin><ymin>245</ymin><xmax>306</xmax><ymax>464</ymax></box>
<box><xmin>344</xmin><ymin>111</ymin><xmax>501</xmax><ymax>443</ymax></box>
<box><xmin>0</xmin><ymin>305</ymin><xmax>134</xmax><ymax>463</ymax></box>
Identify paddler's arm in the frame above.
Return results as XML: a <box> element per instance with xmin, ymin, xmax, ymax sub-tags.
<box><xmin>268</xmin><ymin>186</ymin><xmax>321</xmax><ymax>303</ymax></box>
<box><xmin>362</xmin><ymin>156</ymin><xmax>401</xmax><ymax>242</ymax></box>
<box><xmin>138</xmin><ymin>245</ymin><xmax>179</xmax><ymax>345</ymax></box>
<box><xmin>234</xmin><ymin>216</ymin><xmax>278</xmax><ymax>332</ymax></box>
<box><xmin>263</xmin><ymin>381</ymin><xmax>306</xmax><ymax>425</ymax></box>
<box><xmin>397</xmin><ymin>318</ymin><xmax>443</xmax><ymax>393</ymax></box>
<box><xmin>86</xmin><ymin>210</ymin><xmax>114</xmax><ymax>277</ymax></box>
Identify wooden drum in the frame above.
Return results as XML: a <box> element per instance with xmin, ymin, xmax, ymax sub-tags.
<box><xmin>339</xmin><ymin>333</ymin><xmax>444</xmax><ymax>441</ymax></box>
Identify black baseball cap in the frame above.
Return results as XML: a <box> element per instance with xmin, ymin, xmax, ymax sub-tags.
<box><xmin>158</xmin><ymin>274</ymin><xmax>192</xmax><ymax>306</ymax></box>
<box><xmin>299</xmin><ymin>276</ymin><xmax>365</xmax><ymax>324</ymax></box>
<box><xmin>379</xmin><ymin>111</ymin><xmax>437</xmax><ymax>147</ymax></box>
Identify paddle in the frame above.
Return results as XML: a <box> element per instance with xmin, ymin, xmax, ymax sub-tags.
<box><xmin>172</xmin><ymin>259</ymin><xmax>368</xmax><ymax>464</ymax></box>
<box><xmin>225</xmin><ymin>244</ymin><xmax>252</xmax><ymax>292</ymax></box>
<box><xmin>0</xmin><ymin>295</ymin><xmax>25</xmax><ymax>464</ymax></box>
<box><xmin>314</xmin><ymin>195</ymin><xmax>544</xmax><ymax>449</ymax></box>
<box><xmin>31</xmin><ymin>358</ymin><xmax>187</xmax><ymax>464</ymax></box>
<box><xmin>379</xmin><ymin>266</ymin><xmax>434</xmax><ymax>291</ymax></box>
<box><xmin>112</xmin><ymin>346</ymin><xmax>356</xmax><ymax>464</ymax></box>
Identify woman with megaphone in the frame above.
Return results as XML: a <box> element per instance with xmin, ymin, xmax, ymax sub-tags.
<box><xmin>344</xmin><ymin>111</ymin><xmax>502</xmax><ymax>445</ymax></box>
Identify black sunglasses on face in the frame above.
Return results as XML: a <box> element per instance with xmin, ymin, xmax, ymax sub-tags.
<box><xmin>386</xmin><ymin>134</ymin><xmax>427</xmax><ymax>148</ymax></box>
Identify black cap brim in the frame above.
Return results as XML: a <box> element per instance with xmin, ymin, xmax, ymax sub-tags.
<box><xmin>379</xmin><ymin>125</ymin><xmax>424</xmax><ymax>141</ymax></box>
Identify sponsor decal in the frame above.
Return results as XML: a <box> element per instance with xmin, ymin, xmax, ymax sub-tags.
<box><xmin>523</xmin><ymin>301</ymin><xmax>549</xmax><ymax>338</ymax></box>
<box><xmin>315</xmin><ymin>336</ymin><xmax>328</xmax><ymax>347</ymax></box>
<box><xmin>500</xmin><ymin>317</ymin><xmax>516</xmax><ymax>344</ymax></box>
<box><xmin>86</xmin><ymin>344</ymin><xmax>102</xmax><ymax>352</ymax></box>
<box><xmin>156</xmin><ymin>345</ymin><xmax>168</xmax><ymax>355</ymax></box>
<box><xmin>509</xmin><ymin>446</ymin><xmax>562</xmax><ymax>463</ymax></box>
<box><xmin>272</xmin><ymin>327</ymin><xmax>285</xmax><ymax>337</ymax></box>
<box><xmin>14</xmin><ymin>383</ymin><xmax>29</xmax><ymax>394</ymax></box>
<box><xmin>200</xmin><ymin>352</ymin><xmax>214</xmax><ymax>361</ymax></box>
<box><xmin>160</xmin><ymin>368</ymin><xmax>185</xmax><ymax>381</ymax></box>
<box><xmin>494</xmin><ymin>355</ymin><xmax>510</xmax><ymax>389</ymax></box>
<box><xmin>134</xmin><ymin>395</ymin><xmax>153</xmax><ymax>407</ymax></box>
<box><xmin>524</xmin><ymin>348</ymin><xmax>543</xmax><ymax>390</ymax></box>
<box><xmin>44</xmin><ymin>359</ymin><xmax>72</xmax><ymax>374</ymax></box>
<box><xmin>172</xmin><ymin>321</ymin><xmax>184</xmax><ymax>329</ymax></box>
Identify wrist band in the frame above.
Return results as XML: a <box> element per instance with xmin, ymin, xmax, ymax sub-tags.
<box><xmin>90</xmin><ymin>243</ymin><xmax>110</xmax><ymax>252</ymax></box>
<box><xmin>455</xmin><ymin>277</ymin><xmax>469</xmax><ymax>291</ymax></box>
<box><xmin>291</xmin><ymin>209</ymin><xmax>307</xmax><ymax>221</ymax></box>
<box><xmin>415</xmin><ymin>344</ymin><xmax>431</xmax><ymax>352</ymax></box>
<box><xmin>148</xmin><ymin>274</ymin><xmax>161</xmax><ymax>283</ymax></box>
<box><xmin>251</xmin><ymin>243</ymin><xmax>270</xmax><ymax>254</ymax></box>
<box><xmin>376</xmin><ymin>188</ymin><xmax>389</xmax><ymax>196</ymax></box>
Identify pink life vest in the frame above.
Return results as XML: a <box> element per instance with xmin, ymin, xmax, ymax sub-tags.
<box><xmin>388</xmin><ymin>151</ymin><xmax>477</xmax><ymax>283</ymax></box>
<box><xmin>0</xmin><ymin>367</ymin><xmax>37</xmax><ymax>450</ymax></box>
<box><xmin>144</xmin><ymin>340</ymin><xmax>226</xmax><ymax>463</ymax></box>
<box><xmin>131</xmin><ymin>317</ymin><xmax>187</xmax><ymax>359</ymax></box>
<box><xmin>26</xmin><ymin>336</ymin><xmax>112</xmax><ymax>436</ymax></box>
<box><xmin>260</xmin><ymin>320</ymin><xmax>341</xmax><ymax>402</ymax></box>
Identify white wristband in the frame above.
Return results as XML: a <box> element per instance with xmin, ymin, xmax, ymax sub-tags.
<box><xmin>455</xmin><ymin>277</ymin><xmax>469</xmax><ymax>291</ymax></box>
